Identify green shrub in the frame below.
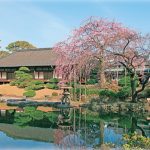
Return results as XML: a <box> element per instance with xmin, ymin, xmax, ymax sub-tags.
<box><xmin>25</xmin><ymin>80</ymin><xmax>45</xmax><ymax>91</ymax></box>
<box><xmin>18</xmin><ymin>81</ymin><xmax>29</xmax><ymax>88</ymax></box>
<box><xmin>49</xmin><ymin>78</ymin><xmax>59</xmax><ymax>83</ymax></box>
<box><xmin>13</xmin><ymin>80</ymin><xmax>21</xmax><ymax>86</ymax></box>
<box><xmin>10</xmin><ymin>80</ymin><xmax>16</xmax><ymax>86</ymax></box>
<box><xmin>33</xmin><ymin>84</ymin><xmax>44</xmax><ymax>90</ymax></box>
<box><xmin>19</xmin><ymin>67</ymin><xmax>30</xmax><ymax>73</ymax></box>
<box><xmin>72</xmin><ymin>87</ymin><xmax>100</xmax><ymax>96</ymax></box>
<box><xmin>10</xmin><ymin>67</ymin><xmax>33</xmax><ymax>88</ymax></box>
<box><xmin>15</xmin><ymin>71</ymin><xmax>33</xmax><ymax>81</ymax></box>
<box><xmin>25</xmin><ymin>84</ymin><xmax>44</xmax><ymax>91</ymax></box>
<box><xmin>99</xmin><ymin>89</ymin><xmax>117</xmax><ymax>98</ymax></box>
<box><xmin>74</xmin><ymin>88</ymin><xmax>85</xmax><ymax>95</ymax></box>
<box><xmin>29</xmin><ymin>80</ymin><xmax>44</xmax><ymax>85</ymax></box>
<box><xmin>99</xmin><ymin>88</ymin><xmax>130</xmax><ymax>101</ymax></box>
<box><xmin>52</xmin><ymin>92</ymin><xmax>58</xmax><ymax>96</ymax></box>
<box><xmin>24</xmin><ymin>106</ymin><xmax>36</xmax><ymax>112</ymax></box>
<box><xmin>14</xmin><ymin>107</ymin><xmax>44</xmax><ymax>126</ymax></box>
<box><xmin>87</xmin><ymin>88</ymin><xmax>100</xmax><ymax>95</ymax></box>
<box><xmin>14</xmin><ymin>112</ymin><xmax>32</xmax><ymax>126</ymax></box>
<box><xmin>47</xmin><ymin>78</ymin><xmax>59</xmax><ymax>90</ymax></box>
<box><xmin>23</xmin><ymin>90</ymin><xmax>36</xmax><ymax>97</ymax></box>
<box><xmin>45</xmin><ymin>112</ymin><xmax>58</xmax><ymax>123</ymax></box>
<box><xmin>46</xmin><ymin>83</ymin><xmax>59</xmax><ymax>90</ymax></box>
<box><xmin>123</xmin><ymin>132</ymin><xmax>150</xmax><ymax>150</ymax></box>
<box><xmin>117</xmin><ymin>87</ymin><xmax>131</xmax><ymax>100</ymax></box>
<box><xmin>30</xmin><ymin>110</ymin><xmax>44</xmax><ymax>121</ymax></box>
<box><xmin>87</xmin><ymin>79</ymin><xmax>98</xmax><ymax>85</ymax></box>
<box><xmin>118</xmin><ymin>76</ymin><xmax>138</xmax><ymax>87</ymax></box>
<box><xmin>67</xmin><ymin>81</ymin><xmax>80</xmax><ymax>87</ymax></box>
<box><xmin>118</xmin><ymin>76</ymin><xmax>131</xmax><ymax>87</ymax></box>
<box><xmin>140</xmin><ymin>88</ymin><xmax>150</xmax><ymax>98</ymax></box>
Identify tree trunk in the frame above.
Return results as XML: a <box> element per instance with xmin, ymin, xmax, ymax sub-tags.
<box><xmin>100</xmin><ymin>120</ymin><xmax>104</xmax><ymax>146</ymax></box>
<box><xmin>131</xmin><ymin>117</ymin><xmax>137</xmax><ymax>133</ymax></box>
<box><xmin>130</xmin><ymin>73</ymin><xmax>136</xmax><ymax>102</ymax></box>
<box><xmin>131</xmin><ymin>117</ymin><xmax>146</xmax><ymax>137</ymax></box>
<box><xmin>133</xmin><ymin>75</ymin><xmax>150</xmax><ymax>102</ymax></box>
<box><xmin>98</xmin><ymin>58</ymin><xmax>106</xmax><ymax>88</ymax></box>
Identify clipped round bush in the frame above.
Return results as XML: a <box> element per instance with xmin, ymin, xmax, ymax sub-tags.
<box><xmin>10</xmin><ymin>67</ymin><xmax>33</xmax><ymax>88</ymax></box>
<box><xmin>25</xmin><ymin>80</ymin><xmax>45</xmax><ymax>91</ymax></box>
<box><xmin>10</xmin><ymin>80</ymin><xmax>16</xmax><ymax>86</ymax></box>
<box><xmin>49</xmin><ymin>78</ymin><xmax>59</xmax><ymax>83</ymax></box>
<box><xmin>19</xmin><ymin>66</ymin><xmax>30</xmax><ymax>73</ymax></box>
<box><xmin>29</xmin><ymin>80</ymin><xmax>44</xmax><ymax>85</ymax></box>
<box><xmin>18</xmin><ymin>81</ymin><xmax>29</xmax><ymax>88</ymax></box>
<box><xmin>52</xmin><ymin>92</ymin><xmax>59</xmax><ymax>96</ymax></box>
<box><xmin>23</xmin><ymin>90</ymin><xmax>36</xmax><ymax>97</ymax></box>
<box><xmin>46</xmin><ymin>83</ymin><xmax>59</xmax><ymax>90</ymax></box>
<box><xmin>25</xmin><ymin>84</ymin><xmax>44</xmax><ymax>91</ymax></box>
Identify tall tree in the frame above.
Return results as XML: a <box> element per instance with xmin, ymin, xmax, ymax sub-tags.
<box><xmin>0</xmin><ymin>51</ymin><xmax>9</xmax><ymax>58</ymax></box>
<box><xmin>0</xmin><ymin>40</ymin><xmax>9</xmax><ymax>58</ymax></box>
<box><xmin>6</xmin><ymin>41</ymin><xmax>36</xmax><ymax>52</ymax></box>
<box><xmin>54</xmin><ymin>17</ymin><xmax>138</xmax><ymax>88</ymax></box>
<box><xmin>110</xmin><ymin>32</ymin><xmax>150</xmax><ymax>102</ymax></box>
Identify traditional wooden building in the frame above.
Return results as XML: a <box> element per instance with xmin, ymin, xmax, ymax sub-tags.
<box><xmin>0</xmin><ymin>48</ymin><xmax>58</xmax><ymax>83</ymax></box>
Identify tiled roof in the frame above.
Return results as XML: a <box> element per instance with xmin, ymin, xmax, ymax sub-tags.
<box><xmin>0</xmin><ymin>48</ymin><xmax>58</xmax><ymax>67</ymax></box>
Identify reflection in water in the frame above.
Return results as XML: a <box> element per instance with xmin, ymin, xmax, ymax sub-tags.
<box><xmin>0</xmin><ymin>123</ymin><xmax>123</xmax><ymax>149</ymax></box>
<box><xmin>0</xmin><ymin>105</ymin><xmax>149</xmax><ymax>149</ymax></box>
<box><xmin>0</xmin><ymin>131</ymin><xmax>56</xmax><ymax>150</ymax></box>
<box><xmin>104</xmin><ymin>127</ymin><xmax>122</xmax><ymax>145</ymax></box>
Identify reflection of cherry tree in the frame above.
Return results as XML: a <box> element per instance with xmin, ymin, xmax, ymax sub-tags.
<box><xmin>54</xmin><ymin>129</ymin><xmax>86</xmax><ymax>149</ymax></box>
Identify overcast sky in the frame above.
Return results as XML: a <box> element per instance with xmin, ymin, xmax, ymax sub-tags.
<box><xmin>0</xmin><ymin>0</ymin><xmax>150</xmax><ymax>50</ymax></box>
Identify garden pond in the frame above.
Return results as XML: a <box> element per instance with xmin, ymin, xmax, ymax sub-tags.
<box><xmin>0</xmin><ymin>104</ymin><xmax>149</xmax><ymax>149</ymax></box>
<box><xmin>0</xmin><ymin>123</ymin><xmax>124</xmax><ymax>149</ymax></box>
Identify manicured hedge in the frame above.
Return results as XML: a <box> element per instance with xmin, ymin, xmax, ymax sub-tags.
<box><xmin>10</xmin><ymin>80</ymin><xmax>16</xmax><ymax>86</ymax></box>
<box><xmin>23</xmin><ymin>90</ymin><xmax>36</xmax><ymax>97</ymax></box>
<box><xmin>46</xmin><ymin>83</ymin><xmax>59</xmax><ymax>90</ymax></box>
<box><xmin>25</xmin><ymin>80</ymin><xmax>45</xmax><ymax>91</ymax></box>
<box><xmin>29</xmin><ymin>80</ymin><xmax>44</xmax><ymax>85</ymax></box>
<box><xmin>10</xmin><ymin>67</ymin><xmax>33</xmax><ymax>88</ymax></box>
<box><xmin>25</xmin><ymin>85</ymin><xmax>44</xmax><ymax>91</ymax></box>
<box><xmin>49</xmin><ymin>78</ymin><xmax>59</xmax><ymax>83</ymax></box>
<box><xmin>52</xmin><ymin>92</ymin><xmax>59</xmax><ymax>96</ymax></box>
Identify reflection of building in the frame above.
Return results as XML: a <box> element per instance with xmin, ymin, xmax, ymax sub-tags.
<box><xmin>0</xmin><ymin>48</ymin><xmax>58</xmax><ymax>83</ymax></box>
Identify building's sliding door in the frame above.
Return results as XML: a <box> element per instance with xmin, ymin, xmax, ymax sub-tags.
<box><xmin>0</xmin><ymin>72</ymin><xmax>7</xmax><ymax>79</ymax></box>
<box><xmin>34</xmin><ymin>72</ymin><xmax>44</xmax><ymax>79</ymax></box>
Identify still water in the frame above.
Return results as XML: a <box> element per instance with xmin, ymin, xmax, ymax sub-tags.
<box><xmin>0</xmin><ymin>131</ymin><xmax>55</xmax><ymax>150</ymax></box>
<box><xmin>0</xmin><ymin>123</ymin><xmax>124</xmax><ymax>150</ymax></box>
<box><xmin>0</xmin><ymin>105</ymin><xmax>149</xmax><ymax>149</ymax></box>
